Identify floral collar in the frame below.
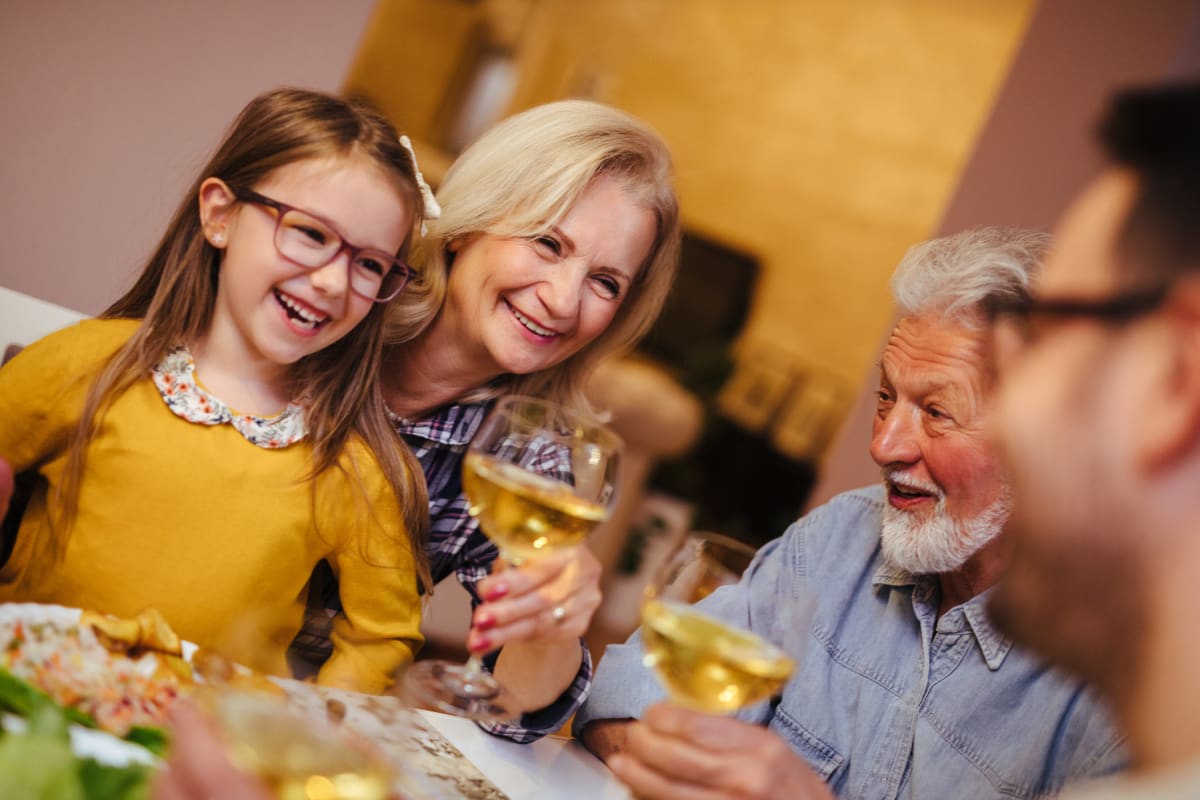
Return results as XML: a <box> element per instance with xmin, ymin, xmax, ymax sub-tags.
<box><xmin>151</xmin><ymin>347</ymin><xmax>306</xmax><ymax>449</ymax></box>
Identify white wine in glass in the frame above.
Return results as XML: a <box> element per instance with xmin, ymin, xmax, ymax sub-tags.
<box><xmin>209</xmin><ymin>690</ymin><xmax>393</xmax><ymax>800</ymax></box>
<box><xmin>461</xmin><ymin>452</ymin><xmax>609</xmax><ymax>564</ymax></box>
<box><xmin>405</xmin><ymin>395</ymin><xmax>622</xmax><ymax>722</ymax></box>
<box><xmin>642</xmin><ymin>532</ymin><xmax>798</xmax><ymax>714</ymax></box>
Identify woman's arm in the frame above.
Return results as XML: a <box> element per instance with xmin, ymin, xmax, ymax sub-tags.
<box><xmin>475</xmin><ymin>546</ymin><xmax>601</xmax><ymax>711</ymax></box>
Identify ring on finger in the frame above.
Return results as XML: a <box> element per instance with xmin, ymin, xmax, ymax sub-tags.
<box><xmin>551</xmin><ymin>604</ymin><xmax>568</xmax><ymax>624</ymax></box>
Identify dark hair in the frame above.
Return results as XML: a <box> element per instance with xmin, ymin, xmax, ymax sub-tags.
<box><xmin>1100</xmin><ymin>80</ymin><xmax>1200</xmax><ymax>282</ymax></box>
<box><xmin>59</xmin><ymin>88</ymin><xmax>436</xmax><ymax>590</ymax></box>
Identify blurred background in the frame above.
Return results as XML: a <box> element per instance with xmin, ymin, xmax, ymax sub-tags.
<box><xmin>3</xmin><ymin>0</ymin><xmax>1199</xmax><ymax>643</ymax></box>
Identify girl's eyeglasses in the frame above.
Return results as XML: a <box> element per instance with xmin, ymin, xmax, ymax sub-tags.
<box><xmin>230</xmin><ymin>185</ymin><xmax>414</xmax><ymax>303</ymax></box>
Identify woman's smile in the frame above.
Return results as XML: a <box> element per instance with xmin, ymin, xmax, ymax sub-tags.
<box><xmin>505</xmin><ymin>299</ymin><xmax>562</xmax><ymax>340</ymax></box>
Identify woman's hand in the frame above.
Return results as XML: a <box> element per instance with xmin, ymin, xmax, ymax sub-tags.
<box><xmin>469</xmin><ymin>545</ymin><xmax>602</xmax><ymax>712</ymax></box>
<box><xmin>469</xmin><ymin>545</ymin><xmax>602</xmax><ymax>653</ymax></box>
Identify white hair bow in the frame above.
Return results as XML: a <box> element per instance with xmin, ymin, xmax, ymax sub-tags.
<box><xmin>399</xmin><ymin>135</ymin><xmax>442</xmax><ymax>236</ymax></box>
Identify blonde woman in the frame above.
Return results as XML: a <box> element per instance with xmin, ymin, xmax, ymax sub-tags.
<box><xmin>293</xmin><ymin>99</ymin><xmax>681</xmax><ymax>741</ymax></box>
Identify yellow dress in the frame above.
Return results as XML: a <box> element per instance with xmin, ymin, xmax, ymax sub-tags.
<box><xmin>0</xmin><ymin>318</ymin><xmax>422</xmax><ymax>693</ymax></box>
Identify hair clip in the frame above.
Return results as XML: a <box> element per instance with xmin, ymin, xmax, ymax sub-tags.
<box><xmin>399</xmin><ymin>135</ymin><xmax>441</xmax><ymax>236</ymax></box>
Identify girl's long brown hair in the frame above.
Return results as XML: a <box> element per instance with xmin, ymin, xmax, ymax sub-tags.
<box><xmin>56</xmin><ymin>88</ymin><xmax>437</xmax><ymax>591</ymax></box>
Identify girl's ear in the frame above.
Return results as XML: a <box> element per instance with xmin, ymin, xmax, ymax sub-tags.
<box><xmin>198</xmin><ymin>178</ymin><xmax>237</xmax><ymax>248</ymax></box>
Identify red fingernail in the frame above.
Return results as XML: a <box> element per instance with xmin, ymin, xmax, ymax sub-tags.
<box><xmin>474</xmin><ymin>612</ymin><xmax>495</xmax><ymax>630</ymax></box>
<box><xmin>484</xmin><ymin>582</ymin><xmax>509</xmax><ymax>601</ymax></box>
<box><xmin>469</xmin><ymin>635</ymin><xmax>492</xmax><ymax>653</ymax></box>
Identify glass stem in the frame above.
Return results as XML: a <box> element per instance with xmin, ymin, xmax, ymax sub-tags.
<box><xmin>463</xmin><ymin>653</ymin><xmax>487</xmax><ymax>677</ymax></box>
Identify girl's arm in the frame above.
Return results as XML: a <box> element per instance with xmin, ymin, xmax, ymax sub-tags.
<box><xmin>314</xmin><ymin>445</ymin><xmax>423</xmax><ymax>695</ymax></box>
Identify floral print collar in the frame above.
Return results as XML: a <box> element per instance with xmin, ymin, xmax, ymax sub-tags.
<box><xmin>151</xmin><ymin>347</ymin><xmax>306</xmax><ymax>449</ymax></box>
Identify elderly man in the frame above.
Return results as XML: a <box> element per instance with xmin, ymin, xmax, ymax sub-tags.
<box><xmin>989</xmin><ymin>82</ymin><xmax>1200</xmax><ymax>799</ymax></box>
<box><xmin>576</xmin><ymin>228</ymin><xmax>1124</xmax><ymax>799</ymax></box>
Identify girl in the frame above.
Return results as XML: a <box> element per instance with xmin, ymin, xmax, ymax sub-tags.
<box><xmin>0</xmin><ymin>88</ymin><xmax>439</xmax><ymax>694</ymax></box>
<box><xmin>293</xmin><ymin>99</ymin><xmax>682</xmax><ymax>738</ymax></box>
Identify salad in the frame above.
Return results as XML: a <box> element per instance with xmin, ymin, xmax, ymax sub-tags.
<box><xmin>0</xmin><ymin>603</ymin><xmax>194</xmax><ymax>800</ymax></box>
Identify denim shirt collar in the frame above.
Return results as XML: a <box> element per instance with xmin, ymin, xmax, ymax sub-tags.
<box><xmin>872</xmin><ymin>561</ymin><xmax>1014</xmax><ymax>671</ymax></box>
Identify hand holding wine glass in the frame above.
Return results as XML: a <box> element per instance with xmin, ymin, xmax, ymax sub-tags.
<box><xmin>405</xmin><ymin>395</ymin><xmax>622</xmax><ymax>722</ymax></box>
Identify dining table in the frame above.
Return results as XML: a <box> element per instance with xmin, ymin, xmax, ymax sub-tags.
<box><xmin>417</xmin><ymin>710</ymin><xmax>631</xmax><ymax>800</ymax></box>
<box><xmin>273</xmin><ymin>676</ymin><xmax>632</xmax><ymax>800</ymax></box>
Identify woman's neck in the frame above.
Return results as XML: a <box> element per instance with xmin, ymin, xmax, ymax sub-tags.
<box><xmin>383</xmin><ymin>318</ymin><xmax>501</xmax><ymax>420</ymax></box>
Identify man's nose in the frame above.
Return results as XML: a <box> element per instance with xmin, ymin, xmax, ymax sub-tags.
<box><xmin>869</xmin><ymin>406</ymin><xmax>922</xmax><ymax>468</ymax></box>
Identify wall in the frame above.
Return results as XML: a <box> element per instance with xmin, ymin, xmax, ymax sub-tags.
<box><xmin>346</xmin><ymin>0</ymin><xmax>1035</xmax><ymax>446</ymax></box>
<box><xmin>0</xmin><ymin>1</ymin><xmax>375</xmax><ymax>316</ymax></box>
<box><xmin>809</xmin><ymin>0</ymin><xmax>1200</xmax><ymax>508</ymax></box>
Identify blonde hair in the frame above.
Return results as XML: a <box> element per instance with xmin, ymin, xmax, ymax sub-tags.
<box><xmin>394</xmin><ymin>99</ymin><xmax>681</xmax><ymax>421</ymax></box>
<box><xmin>63</xmin><ymin>88</ymin><xmax>439</xmax><ymax>590</ymax></box>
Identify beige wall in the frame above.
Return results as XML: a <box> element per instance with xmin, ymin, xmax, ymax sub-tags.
<box><xmin>0</xmin><ymin>1</ymin><xmax>375</xmax><ymax>316</ymax></box>
<box><xmin>347</xmin><ymin>0</ymin><xmax>1034</xmax><ymax>455</ymax></box>
<box><xmin>809</xmin><ymin>0</ymin><xmax>1200</xmax><ymax>507</ymax></box>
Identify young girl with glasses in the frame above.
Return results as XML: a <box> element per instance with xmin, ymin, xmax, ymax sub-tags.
<box><xmin>0</xmin><ymin>88</ymin><xmax>439</xmax><ymax>693</ymax></box>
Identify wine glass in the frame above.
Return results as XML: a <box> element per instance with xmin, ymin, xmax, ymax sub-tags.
<box><xmin>641</xmin><ymin>531</ymin><xmax>803</xmax><ymax>714</ymax></box>
<box><xmin>204</xmin><ymin>689</ymin><xmax>395</xmax><ymax>800</ymax></box>
<box><xmin>405</xmin><ymin>395</ymin><xmax>623</xmax><ymax>722</ymax></box>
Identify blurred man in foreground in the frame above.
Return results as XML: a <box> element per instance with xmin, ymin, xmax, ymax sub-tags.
<box><xmin>989</xmin><ymin>80</ymin><xmax>1200</xmax><ymax>799</ymax></box>
<box><xmin>577</xmin><ymin>228</ymin><xmax>1124</xmax><ymax>798</ymax></box>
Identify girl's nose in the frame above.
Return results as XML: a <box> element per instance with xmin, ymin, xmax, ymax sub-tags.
<box><xmin>308</xmin><ymin>256</ymin><xmax>350</xmax><ymax>298</ymax></box>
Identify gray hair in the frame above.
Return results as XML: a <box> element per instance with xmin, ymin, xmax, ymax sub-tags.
<box><xmin>891</xmin><ymin>226</ymin><xmax>1050</xmax><ymax>326</ymax></box>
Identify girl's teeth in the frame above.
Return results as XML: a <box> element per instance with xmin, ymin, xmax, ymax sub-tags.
<box><xmin>511</xmin><ymin>306</ymin><xmax>555</xmax><ymax>337</ymax></box>
<box><xmin>277</xmin><ymin>292</ymin><xmax>327</xmax><ymax>328</ymax></box>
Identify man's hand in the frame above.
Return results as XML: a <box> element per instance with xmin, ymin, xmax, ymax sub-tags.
<box><xmin>602</xmin><ymin>703</ymin><xmax>835</xmax><ymax>800</ymax></box>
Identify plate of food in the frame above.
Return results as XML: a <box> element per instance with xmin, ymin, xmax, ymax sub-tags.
<box><xmin>0</xmin><ymin>603</ymin><xmax>429</xmax><ymax>800</ymax></box>
<box><xmin>0</xmin><ymin>602</ymin><xmax>196</xmax><ymax>798</ymax></box>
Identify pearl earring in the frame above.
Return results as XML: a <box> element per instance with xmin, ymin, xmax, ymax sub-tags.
<box><xmin>212</xmin><ymin>232</ymin><xmax>225</xmax><ymax>246</ymax></box>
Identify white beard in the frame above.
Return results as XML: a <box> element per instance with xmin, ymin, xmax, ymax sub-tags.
<box><xmin>880</xmin><ymin>484</ymin><xmax>1012</xmax><ymax>575</ymax></box>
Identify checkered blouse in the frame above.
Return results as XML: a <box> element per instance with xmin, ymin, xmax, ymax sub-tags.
<box><xmin>288</xmin><ymin>399</ymin><xmax>593</xmax><ymax>742</ymax></box>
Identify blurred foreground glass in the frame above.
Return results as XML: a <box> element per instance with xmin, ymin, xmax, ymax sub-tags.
<box><xmin>404</xmin><ymin>395</ymin><xmax>622</xmax><ymax>722</ymax></box>
<box><xmin>641</xmin><ymin>532</ymin><xmax>806</xmax><ymax>714</ymax></box>
<box><xmin>206</xmin><ymin>690</ymin><xmax>394</xmax><ymax>800</ymax></box>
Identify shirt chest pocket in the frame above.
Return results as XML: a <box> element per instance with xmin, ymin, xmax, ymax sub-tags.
<box><xmin>770</xmin><ymin>708</ymin><xmax>845</xmax><ymax>783</ymax></box>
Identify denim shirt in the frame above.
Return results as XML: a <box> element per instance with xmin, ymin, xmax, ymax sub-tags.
<box><xmin>576</xmin><ymin>486</ymin><xmax>1125</xmax><ymax>799</ymax></box>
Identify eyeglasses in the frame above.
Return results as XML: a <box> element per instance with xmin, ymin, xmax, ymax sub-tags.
<box><xmin>230</xmin><ymin>186</ymin><xmax>413</xmax><ymax>302</ymax></box>
<box><xmin>987</xmin><ymin>284</ymin><xmax>1170</xmax><ymax>346</ymax></box>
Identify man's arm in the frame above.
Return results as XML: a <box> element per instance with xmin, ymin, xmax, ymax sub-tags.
<box><xmin>579</xmin><ymin>718</ymin><xmax>634</xmax><ymax>762</ymax></box>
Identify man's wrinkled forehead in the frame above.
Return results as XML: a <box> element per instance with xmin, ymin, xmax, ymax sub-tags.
<box><xmin>881</xmin><ymin>313</ymin><xmax>993</xmax><ymax>389</ymax></box>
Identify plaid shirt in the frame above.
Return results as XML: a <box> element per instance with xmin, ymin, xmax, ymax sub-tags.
<box><xmin>288</xmin><ymin>399</ymin><xmax>593</xmax><ymax>743</ymax></box>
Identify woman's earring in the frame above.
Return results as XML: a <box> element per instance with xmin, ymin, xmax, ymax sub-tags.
<box><xmin>211</xmin><ymin>231</ymin><xmax>225</xmax><ymax>247</ymax></box>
